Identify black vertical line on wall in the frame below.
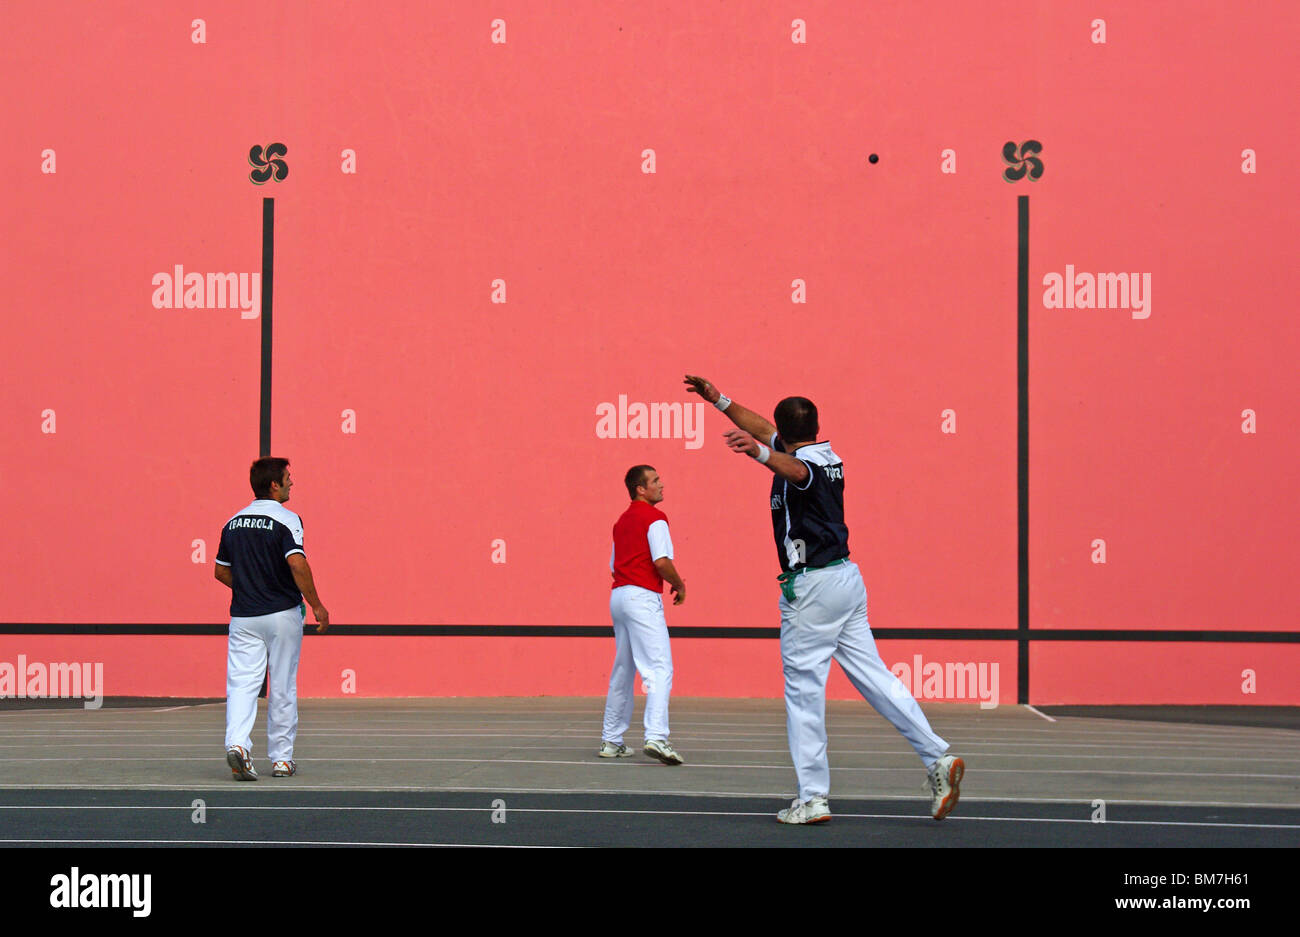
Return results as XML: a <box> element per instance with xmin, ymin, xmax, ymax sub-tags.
<box><xmin>1018</xmin><ymin>195</ymin><xmax>1030</xmax><ymax>704</ymax></box>
<box><xmin>258</xmin><ymin>196</ymin><xmax>275</xmax><ymax>699</ymax></box>
<box><xmin>259</xmin><ymin>197</ymin><xmax>275</xmax><ymax>457</ymax></box>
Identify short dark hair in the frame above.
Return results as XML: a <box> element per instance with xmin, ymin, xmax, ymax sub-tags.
<box><xmin>250</xmin><ymin>457</ymin><xmax>290</xmax><ymax>499</ymax></box>
<box><xmin>774</xmin><ymin>397</ymin><xmax>819</xmax><ymax>443</ymax></box>
<box><xmin>624</xmin><ymin>464</ymin><xmax>655</xmax><ymax>499</ymax></box>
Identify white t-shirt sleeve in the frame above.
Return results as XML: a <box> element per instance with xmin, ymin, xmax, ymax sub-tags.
<box><xmin>281</xmin><ymin>518</ymin><xmax>306</xmax><ymax>558</ymax></box>
<box><xmin>646</xmin><ymin>519</ymin><xmax>673</xmax><ymax>561</ymax></box>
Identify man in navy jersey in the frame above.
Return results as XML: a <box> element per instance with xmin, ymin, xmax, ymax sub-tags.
<box><xmin>685</xmin><ymin>375</ymin><xmax>963</xmax><ymax>824</ymax></box>
<box><xmin>215</xmin><ymin>457</ymin><xmax>329</xmax><ymax>780</ymax></box>
<box><xmin>599</xmin><ymin>465</ymin><xmax>687</xmax><ymax>765</ymax></box>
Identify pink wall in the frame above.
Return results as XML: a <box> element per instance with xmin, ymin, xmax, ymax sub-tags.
<box><xmin>3</xmin><ymin>2</ymin><xmax>1295</xmax><ymax>703</ymax></box>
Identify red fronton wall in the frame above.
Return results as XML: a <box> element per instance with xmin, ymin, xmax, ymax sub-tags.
<box><xmin>3</xmin><ymin>2</ymin><xmax>1295</xmax><ymax>703</ymax></box>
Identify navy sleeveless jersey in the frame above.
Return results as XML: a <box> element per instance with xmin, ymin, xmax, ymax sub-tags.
<box><xmin>769</xmin><ymin>434</ymin><xmax>851</xmax><ymax>573</ymax></box>
<box><xmin>215</xmin><ymin>499</ymin><xmax>306</xmax><ymax>616</ymax></box>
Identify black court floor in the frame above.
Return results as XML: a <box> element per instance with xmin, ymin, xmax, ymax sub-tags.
<box><xmin>0</xmin><ymin>790</ymin><xmax>1296</xmax><ymax>848</ymax></box>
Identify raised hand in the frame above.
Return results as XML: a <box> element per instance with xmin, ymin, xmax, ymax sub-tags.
<box><xmin>683</xmin><ymin>374</ymin><xmax>720</xmax><ymax>405</ymax></box>
<box><xmin>723</xmin><ymin>428</ymin><xmax>759</xmax><ymax>458</ymax></box>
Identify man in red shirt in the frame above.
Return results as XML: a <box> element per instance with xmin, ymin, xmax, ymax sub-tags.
<box><xmin>599</xmin><ymin>465</ymin><xmax>687</xmax><ymax>765</ymax></box>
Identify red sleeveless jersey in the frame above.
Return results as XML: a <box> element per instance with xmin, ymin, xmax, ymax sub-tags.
<box><xmin>612</xmin><ymin>500</ymin><xmax>668</xmax><ymax>592</ymax></box>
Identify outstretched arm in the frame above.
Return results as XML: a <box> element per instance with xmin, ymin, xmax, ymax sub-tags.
<box><xmin>723</xmin><ymin>429</ymin><xmax>810</xmax><ymax>485</ymax></box>
<box><xmin>684</xmin><ymin>375</ymin><xmax>777</xmax><ymax>443</ymax></box>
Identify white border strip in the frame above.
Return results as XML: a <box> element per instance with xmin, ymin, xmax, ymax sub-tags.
<box><xmin>1</xmin><ymin>804</ymin><xmax>1297</xmax><ymax>830</ymax></box>
<box><xmin>0</xmin><ymin>786</ymin><xmax>1296</xmax><ymax>809</ymax></box>
<box><xmin>0</xmin><ymin>838</ymin><xmax>568</xmax><ymax>847</ymax></box>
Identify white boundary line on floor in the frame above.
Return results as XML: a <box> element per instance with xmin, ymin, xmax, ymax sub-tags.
<box><xmin>3</xmin><ymin>714</ymin><xmax>1292</xmax><ymax>739</ymax></box>
<box><xmin>0</xmin><ymin>715</ymin><xmax>1283</xmax><ymax>729</ymax></box>
<box><xmin>0</xmin><ymin>838</ymin><xmax>565</xmax><ymax>847</ymax></box>
<box><xmin>0</xmin><ymin>805</ymin><xmax>1294</xmax><ymax>832</ymax></box>
<box><xmin>1</xmin><ymin>732</ymin><xmax>1290</xmax><ymax>752</ymax></box>
<box><xmin>0</xmin><ymin>785</ymin><xmax>1296</xmax><ymax>810</ymax></box>
<box><xmin>1</xmin><ymin>741</ymin><xmax>1294</xmax><ymax>763</ymax></box>
<box><xmin>1</xmin><ymin>755</ymin><xmax>1295</xmax><ymax>778</ymax></box>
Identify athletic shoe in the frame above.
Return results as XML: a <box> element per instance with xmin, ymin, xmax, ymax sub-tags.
<box><xmin>643</xmin><ymin>739</ymin><xmax>684</xmax><ymax>766</ymax></box>
<box><xmin>271</xmin><ymin>760</ymin><xmax>297</xmax><ymax>777</ymax></box>
<box><xmin>226</xmin><ymin>746</ymin><xmax>258</xmax><ymax>781</ymax></box>
<box><xmin>777</xmin><ymin>797</ymin><xmax>831</xmax><ymax>824</ymax></box>
<box><xmin>598</xmin><ymin>741</ymin><xmax>633</xmax><ymax>758</ymax></box>
<box><xmin>926</xmin><ymin>754</ymin><xmax>964</xmax><ymax>820</ymax></box>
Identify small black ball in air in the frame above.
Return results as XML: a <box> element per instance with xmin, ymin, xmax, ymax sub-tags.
<box><xmin>869</xmin><ymin>154</ymin><xmax>879</xmax><ymax>164</ymax></box>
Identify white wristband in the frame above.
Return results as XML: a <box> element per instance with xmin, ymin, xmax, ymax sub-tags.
<box><xmin>715</xmin><ymin>394</ymin><xmax>732</xmax><ymax>412</ymax></box>
<box><xmin>753</xmin><ymin>443</ymin><xmax>771</xmax><ymax>464</ymax></box>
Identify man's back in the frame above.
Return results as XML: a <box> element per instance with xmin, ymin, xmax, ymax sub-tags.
<box><xmin>612</xmin><ymin>500</ymin><xmax>669</xmax><ymax>592</ymax></box>
<box><xmin>769</xmin><ymin>438</ymin><xmax>850</xmax><ymax>572</ymax></box>
<box><xmin>216</xmin><ymin>500</ymin><xmax>305</xmax><ymax>617</ymax></box>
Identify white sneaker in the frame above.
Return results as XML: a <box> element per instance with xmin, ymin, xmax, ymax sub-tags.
<box><xmin>642</xmin><ymin>739</ymin><xmax>684</xmax><ymax>765</ymax></box>
<box><xmin>598</xmin><ymin>741</ymin><xmax>633</xmax><ymax>758</ymax></box>
<box><xmin>777</xmin><ymin>796</ymin><xmax>831</xmax><ymax>824</ymax></box>
<box><xmin>926</xmin><ymin>755</ymin><xmax>964</xmax><ymax>820</ymax></box>
<box><xmin>226</xmin><ymin>746</ymin><xmax>258</xmax><ymax>781</ymax></box>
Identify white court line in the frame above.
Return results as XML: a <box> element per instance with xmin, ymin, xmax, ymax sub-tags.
<box><xmin>2</xmin><ymin>740</ymin><xmax>1291</xmax><ymax>757</ymax></box>
<box><xmin>1</xmin><ymin>725</ymin><xmax>1285</xmax><ymax>743</ymax></box>
<box><xmin>216</xmin><ymin>721</ymin><xmax>1300</xmax><ymax>738</ymax></box>
<box><xmin>0</xmin><ymin>712</ymin><xmax>1278</xmax><ymax>728</ymax></box>
<box><xmin>3</xmin><ymin>737</ymin><xmax>1290</xmax><ymax>756</ymax></box>
<box><xmin>0</xmin><ymin>720</ymin><xmax>1265</xmax><ymax>732</ymax></box>
<box><xmin>0</xmin><ymin>805</ymin><xmax>1294</xmax><ymax>832</ymax></box>
<box><xmin>288</xmin><ymin>714</ymin><xmax>1293</xmax><ymax>728</ymax></box>
<box><xmin>0</xmin><ymin>783</ymin><xmax>1295</xmax><ymax>809</ymax></box>
<box><xmin>2</xmin><ymin>729</ymin><xmax>1290</xmax><ymax>750</ymax></box>
<box><xmin>2</xmin><ymin>703</ymin><xmax>1286</xmax><ymax>723</ymax></box>
<box><xmin>1</xmin><ymin>755</ymin><xmax>1296</xmax><ymax>778</ymax></box>
<box><xmin>1023</xmin><ymin>705</ymin><xmax>1056</xmax><ymax>722</ymax></box>
<box><xmin>834</xmin><ymin>814</ymin><xmax>1300</xmax><ymax>831</ymax></box>
<box><xmin>5</xmin><ymin>715</ymin><xmax>1286</xmax><ymax>732</ymax></box>
<box><xmin>0</xmin><ymin>800</ymin><xmax>496</xmax><ymax>805</ymax></box>
<box><xmin>292</xmin><ymin>728</ymin><xmax>1298</xmax><ymax>742</ymax></box>
<box><xmin>0</xmin><ymin>838</ymin><xmax>567</xmax><ymax>847</ymax></box>
<box><xmin>7</xmin><ymin>714</ymin><xmax>1289</xmax><ymax>739</ymax></box>
<box><xmin>0</xmin><ymin>707</ymin><xmax>1219</xmax><ymax>727</ymax></box>
<box><xmin>2</xmin><ymin>736</ymin><xmax>1289</xmax><ymax>755</ymax></box>
<box><xmin>3</xmin><ymin>741</ymin><xmax>1297</xmax><ymax>763</ymax></box>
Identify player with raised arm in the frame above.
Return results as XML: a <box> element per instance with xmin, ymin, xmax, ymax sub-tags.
<box><xmin>684</xmin><ymin>375</ymin><xmax>963</xmax><ymax>824</ymax></box>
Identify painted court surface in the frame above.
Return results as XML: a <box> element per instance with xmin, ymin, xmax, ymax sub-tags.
<box><xmin>0</xmin><ymin>699</ymin><xmax>1295</xmax><ymax>847</ymax></box>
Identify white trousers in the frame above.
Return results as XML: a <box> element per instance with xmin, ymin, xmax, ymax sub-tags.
<box><xmin>780</xmin><ymin>561</ymin><xmax>948</xmax><ymax>802</ymax></box>
<box><xmin>225</xmin><ymin>606</ymin><xmax>304</xmax><ymax>762</ymax></box>
<box><xmin>602</xmin><ymin>585</ymin><xmax>673</xmax><ymax>743</ymax></box>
